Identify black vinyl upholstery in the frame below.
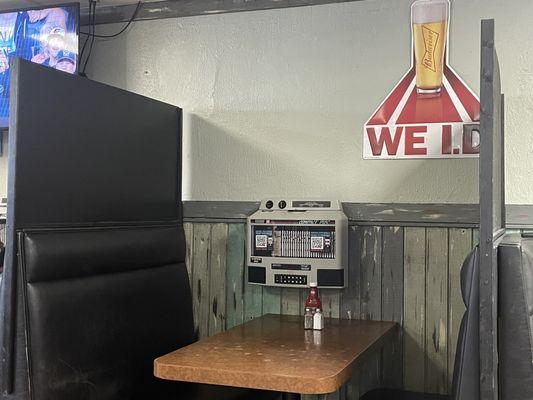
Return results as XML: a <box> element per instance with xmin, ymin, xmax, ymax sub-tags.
<box><xmin>17</xmin><ymin>226</ymin><xmax>278</xmax><ymax>400</ymax></box>
<box><xmin>361</xmin><ymin>247</ymin><xmax>479</xmax><ymax>400</ymax></box>
<box><xmin>20</xmin><ymin>226</ymin><xmax>193</xmax><ymax>400</ymax></box>
<box><xmin>1</xmin><ymin>59</ymin><xmax>184</xmax><ymax>399</ymax></box>
<box><xmin>450</xmin><ymin>246</ymin><xmax>479</xmax><ymax>400</ymax></box>
<box><xmin>498</xmin><ymin>234</ymin><xmax>533</xmax><ymax>400</ymax></box>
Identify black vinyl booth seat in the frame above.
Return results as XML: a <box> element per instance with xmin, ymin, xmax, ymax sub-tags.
<box><xmin>15</xmin><ymin>226</ymin><xmax>278</xmax><ymax>400</ymax></box>
<box><xmin>498</xmin><ymin>234</ymin><xmax>533</xmax><ymax>400</ymax></box>
<box><xmin>361</xmin><ymin>247</ymin><xmax>480</xmax><ymax>400</ymax></box>
<box><xmin>0</xmin><ymin>60</ymin><xmax>278</xmax><ymax>400</ymax></box>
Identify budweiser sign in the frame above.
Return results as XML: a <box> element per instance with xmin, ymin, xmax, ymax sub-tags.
<box><xmin>363</xmin><ymin>0</ymin><xmax>480</xmax><ymax>159</ymax></box>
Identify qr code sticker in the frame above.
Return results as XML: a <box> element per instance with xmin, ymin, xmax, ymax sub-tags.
<box><xmin>310</xmin><ymin>236</ymin><xmax>324</xmax><ymax>251</ymax></box>
<box><xmin>255</xmin><ymin>234</ymin><xmax>268</xmax><ymax>249</ymax></box>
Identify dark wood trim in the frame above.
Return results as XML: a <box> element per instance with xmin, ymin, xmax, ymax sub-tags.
<box><xmin>506</xmin><ymin>204</ymin><xmax>533</xmax><ymax>229</ymax></box>
<box><xmin>182</xmin><ymin>201</ymin><xmax>533</xmax><ymax>227</ymax></box>
<box><xmin>1</xmin><ymin>202</ymin><xmax>531</xmax><ymax>227</ymax></box>
<box><xmin>342</xmin><ymin>203</ymin><xmax>479</xmax><ymax>227</ymax></box>
<box><xmin>182</xmin><ymin>201</ymin><xmax>533</xmax><ymax>228</ymax></box>
<box><xmin>183</xmin><ymin>201</ymin><xmax>260</xmax><ymax>223</ymax></box>
<box><xmin>82</xmin><ymin>0</ymin><xmax>366</xmax><ymax>26</ymax></box>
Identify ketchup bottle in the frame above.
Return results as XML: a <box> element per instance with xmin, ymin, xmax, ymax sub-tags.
<box><xmin>305</xmin><ymin>282</ymin><xmax>322</xmax><ymax>312</ymax></box>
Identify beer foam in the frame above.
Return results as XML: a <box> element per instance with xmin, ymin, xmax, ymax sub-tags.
<box><xmin>412</xmin><ymin>0</ymin><xmax>449</xmax><ymax>24</ymax></box>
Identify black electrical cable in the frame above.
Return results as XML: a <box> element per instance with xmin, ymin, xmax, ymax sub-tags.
<box><xmin>82</xmin><ymin>0</ymin><xmax>97</xmax><ymax>75</ymax></box>
<box><xmin>78</xmin><ymin>0</ymin><xmax>141</xmax><ymax>77</ymax></box>
<box><xmin>80</xmin><ymin>1</ymin><xmax>142</xmax><ymax>39</ymax></box>
<box><xmin>78</xmin><ymin>0</ymin><xmax>93</xmax><ymax>70</ymax></box>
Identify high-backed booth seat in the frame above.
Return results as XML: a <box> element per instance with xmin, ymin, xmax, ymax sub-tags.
<box><xmin>361</xmin><ymin>247</ymin><xmax>480</xmax><ymax>400</ymax></box>
<box><xmin>13</xmin><ymin>225</ymin><xmax>278</xmax><ymax>400</ymax></box>
<box><xmin>0</xmin><ymin>59</ymin><xmax>278</xmax><ymax>400</ymax></box>
<box><xmin>498</xmin><ymin>233</ymin><xmax>533</xmax><ymax>400</ymax></box>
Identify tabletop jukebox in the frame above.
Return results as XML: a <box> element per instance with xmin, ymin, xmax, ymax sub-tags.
<box><xmin>247</xmin><ymin>200</ymin><xmax>348</xmax><ymax>288</ymax></box>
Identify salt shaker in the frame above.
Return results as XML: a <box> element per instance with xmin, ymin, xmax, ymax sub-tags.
<box><xmin>304</xmin><ymin>307</ymin><xmax>314</xmax><ymax>330</ymax></box>
<box><xmin>313</xmin><ymin>308</ymin><xmax>324</xmax><ymax>330</ymax></box>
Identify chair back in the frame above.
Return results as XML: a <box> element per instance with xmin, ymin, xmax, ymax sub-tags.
<box><xmin>451</xmin><ymin>246</ymin><xmax>480</xmax><ymax>400</ymax></box>
<box><xmin>498</xmin><ymin>234</ymin><xmax>533</xmax><ymax>400</ymax></box>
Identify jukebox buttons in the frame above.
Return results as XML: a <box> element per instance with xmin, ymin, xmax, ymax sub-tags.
<box><xmin>274</xmin><ymin>274</ymin><xmax>307</xmax><ymax>285</ymax></box>
<box><xmin>278</xmin><ymin>200</ymin><xmax>287</xmax><ymax>209</ymax></box>
<box><xmin>265</xmin><ymin>200</ymin><xmax>274</xmax><ymax>209</ymax></box>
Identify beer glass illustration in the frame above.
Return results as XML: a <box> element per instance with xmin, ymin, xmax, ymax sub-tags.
<box><xmin>412</xmin><ymin>0</ymin><xmax>449</xmax><ymax>94</ymax></box>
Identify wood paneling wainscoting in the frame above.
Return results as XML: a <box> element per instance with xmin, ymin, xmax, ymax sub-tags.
<box><xmin>183</xmin><ymin>217</ymin><xmax>478</xmax><ymax>399</ymax></box>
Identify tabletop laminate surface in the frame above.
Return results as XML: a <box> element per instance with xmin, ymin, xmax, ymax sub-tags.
<box><xmin>154</xmin><ymin>314</ymin><xmax>397</xmax><ymax>394</ymax></box>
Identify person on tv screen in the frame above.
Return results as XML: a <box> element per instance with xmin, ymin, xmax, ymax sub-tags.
<box><xmin>14</xmin><ymin>7</ymin><xmax>67</xmax><ymax>63</ymax></box>
<box><xmin>0</xmin><ymin>49</ymin><xmax>10</xmax><ymax>98</ymax></box>
<box><xmin>0</xmin><ymin>51</ymin><xmax>9</xmax><ymax>119</ymax></box>
<box><xmin>0</xmin><ymin>12</ymin><xmax>17</xmax><ymax>101</ymax></box>
<box><xmin>54</xmin><ymin>50</ymin><xmax>76</xmax><ymax>74</ymax></box>
<box><xmin>0</xmin><ymin>52</ymin><xmax>8</xmax><ymax>118</ymax></box>
<box><xmin>31</xmin><ymin>26</ymin><xmax>67</xmax><ymax>67</ymax></box>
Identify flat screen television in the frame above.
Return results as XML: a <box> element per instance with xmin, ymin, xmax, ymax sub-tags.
<box><xmin>0</xmin><ymin>3</ymin><xmax>79</xmax><ymax>128</ymax></box>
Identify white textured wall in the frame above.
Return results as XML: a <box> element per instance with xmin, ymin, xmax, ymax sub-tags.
<box><xmin>1</xmin><ymin>0</ymin><xmax>530</xmax><ymax>203</ymax></box>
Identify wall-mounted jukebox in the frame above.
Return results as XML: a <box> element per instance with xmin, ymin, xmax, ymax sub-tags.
<box><xmin>247</xmin><ymin>200</ymin><xmax>348</xmax><ymax>288</ymax></box>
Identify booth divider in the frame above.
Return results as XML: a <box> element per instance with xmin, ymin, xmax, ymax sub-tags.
<box><xmin>479</xmin><ymin>19</ymin><xmax>505</xmax><ymax>400</ymax></box>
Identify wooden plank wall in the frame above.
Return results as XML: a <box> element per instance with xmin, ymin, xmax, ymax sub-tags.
<box><xmin>183</xmin><ymin>222</ymin><xmax>478</xmax><ymax>398</ymax></box>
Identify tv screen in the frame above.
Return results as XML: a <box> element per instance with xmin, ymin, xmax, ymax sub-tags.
<box><xmin>0</xmin><ymin>3</ymin><xmax>79</xmax><ymax>128</ymax></box>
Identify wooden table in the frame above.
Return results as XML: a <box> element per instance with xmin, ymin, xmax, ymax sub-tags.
<box><xmin>154</xmin><ymin>314</ymin><xmax>397</xmax><ymax>398</ymax></box>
